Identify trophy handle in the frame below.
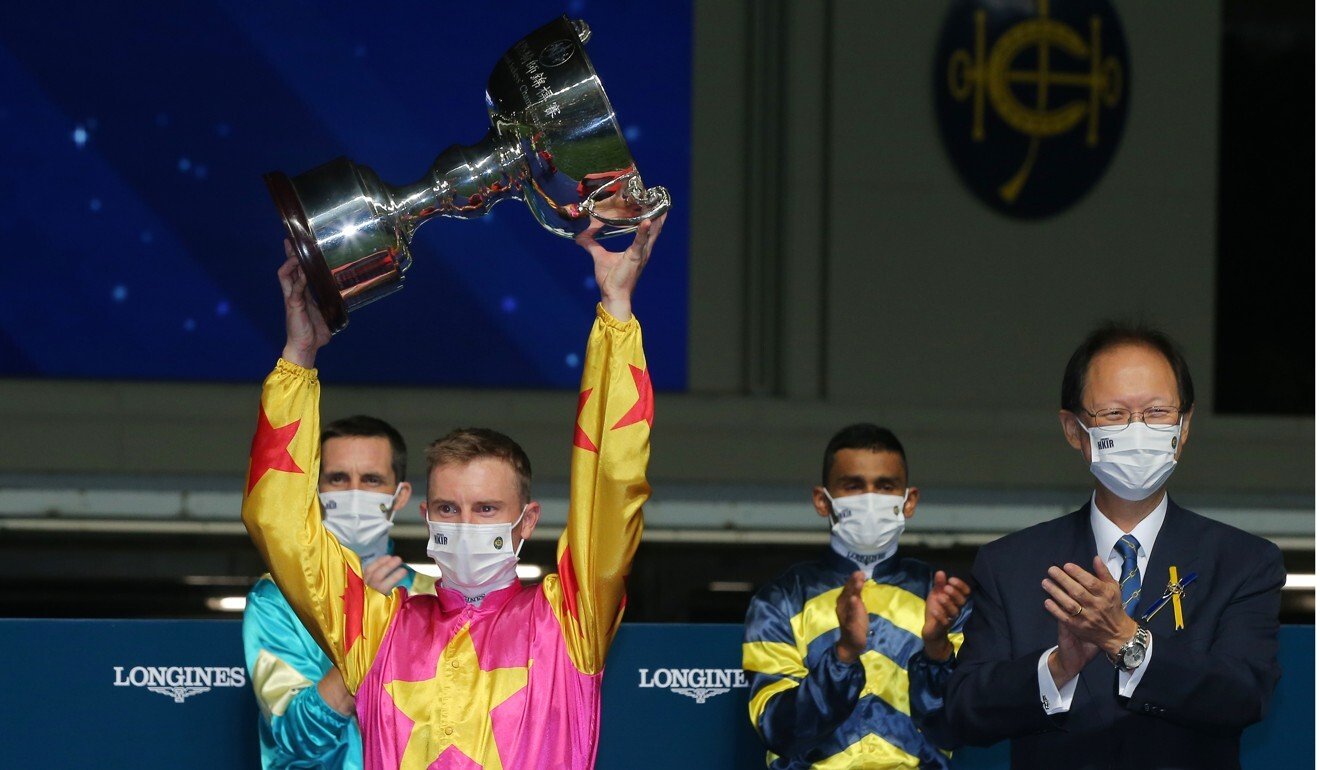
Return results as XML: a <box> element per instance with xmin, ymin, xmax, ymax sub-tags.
<box><xmin>579</xmin><ymin>171</ymin><xmax>671</xmax><ymax>227</ymax></box>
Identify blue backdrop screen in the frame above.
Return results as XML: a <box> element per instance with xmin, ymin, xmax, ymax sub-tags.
<box><xmin>0</xmin><ymin>0</ymin><xmax>691</xmax><ymax>389</ymax></box>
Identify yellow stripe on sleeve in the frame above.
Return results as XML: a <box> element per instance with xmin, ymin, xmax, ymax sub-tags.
<box><xmin>748</xmin><ymin>677</ymin><xmax>800</xmax><ymax>730</ymax></box>
<box><xmin>791</xmin><ymin>581</ymin><xmax>927</xmax><ymax>654</ymax></box>
<box><xmin>250</xmin><ymin>650</ymin><xmax>313</xmax><ymax>719</ymax></box>
<box><xmin>814</xmin><ymin>733</ymin><xmax>921</xmax><ymax>769</ymax></box>
<box><xmin>742</xmin><ymin>641</ymin><xmax>808</xmax><ymax>678</ymax></box>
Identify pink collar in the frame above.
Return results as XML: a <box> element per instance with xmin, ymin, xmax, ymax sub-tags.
<box><xmin>435</xmin><ymin>580</ymin><xmax>525</xmax><ymax>614</ymax></box>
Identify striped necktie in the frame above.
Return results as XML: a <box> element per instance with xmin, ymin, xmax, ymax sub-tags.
<box><xmin>1115</xmin><ymin>534</ymin><xmax>1142</xmax><ymax>617</ymax></box>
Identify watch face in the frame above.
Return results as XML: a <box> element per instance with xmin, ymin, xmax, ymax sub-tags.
<box><xmin>1121</xmin><ymin>629</ymin><xmax>1150</xmax><ymax>669</ymax></box>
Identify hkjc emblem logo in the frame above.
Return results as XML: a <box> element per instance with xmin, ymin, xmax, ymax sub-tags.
<box><xmin>493</xmin><ymin>536</ymin><xmax>505</xmax><ymax>550</ymax></box>
<box><xmin>935</xmin><ymin>0</ymin><xmax>1129</xmax><ymax>218</ymax></box>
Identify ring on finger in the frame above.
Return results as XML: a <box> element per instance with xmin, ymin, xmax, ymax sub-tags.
<box><xmin>1072</xmin><ymin>605</ymin><xmax>1084</xmax><ymax>617</ymax></box>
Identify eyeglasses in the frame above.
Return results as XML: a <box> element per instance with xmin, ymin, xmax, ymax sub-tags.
<box><xmin>1082</xmin><ymin>405</ymin><xmax>1182</xmax><ymax>433</ymax></box>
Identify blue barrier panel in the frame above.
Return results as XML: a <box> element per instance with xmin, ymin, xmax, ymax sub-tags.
<box><xmin>1241</xmin><ymin>625</ymin><xmax>1314</xmax><ymax>770</ymax></box>
<box><xmin>598</xmin><ymin>624</ymin><xmax>765</xmax><ymax>767</ymax></box>
<box><xmin>600</xmin><ymin>625</ymin><xmax>1316</xmax><ymax>769</ymax></box>
<box><xmin>0</xmin><ymin>620</ymin><xmax>1311</xmax><ymax>767</ymax></box>
<box><xmin>0</xmin><ymin>619</ymin><xmax>259</xmax><ymax>767</ymax></box>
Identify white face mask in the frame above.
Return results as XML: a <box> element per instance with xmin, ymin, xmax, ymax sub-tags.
<box><xmin>319</xmin><ymin>484</ymin><xmax>402</xmax><ymax>565</ymax></box>
<box><xmin>825</xmin><ymin>490</ymin><xmax>908</xmax><ymax>565</ymax></box>
<box><xmin>426</xmin><ymin>506</ymin><xmax>527</xmax><ymax>602</ymax></box>
<box><xmin>1078</xmin><ymin>418</ymin><xmax>1181</xmax><ymax>502</ymax></box>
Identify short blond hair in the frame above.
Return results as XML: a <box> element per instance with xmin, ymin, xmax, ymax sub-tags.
<box><xmin>425</xmin><ymin>428</ymin><xmax>532</xmax><ymax>502</ymax></box>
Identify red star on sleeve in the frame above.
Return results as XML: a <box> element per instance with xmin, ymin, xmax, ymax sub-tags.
<box><xmin>246</xmin><ymin>405</ymin><xmax>304</xmax><ymax>494</ymax></box>
<box><xmin>572</xmin><ymin>388</ymin><xmax>599</xmax><ymax>453</ymax></box>
<box><xmin>611</xmin><ymin>365</ymin><xmax>653</xmax><ymax>430</ymax></box>
<box><xmin>342</xmin><ymin>566</ymin><xmax>365</xmax><ymax>652</ymax></box>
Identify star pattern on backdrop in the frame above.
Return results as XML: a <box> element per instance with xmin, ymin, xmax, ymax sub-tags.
<box><xmin>246</xmin><ymin>405</ymin><xmax>302</xmax><ymax>494</ymax></box>
<box><xmin>383</xmin><ymin>625</ymin><xmax>530</xmax><ymax>770</ymax></box>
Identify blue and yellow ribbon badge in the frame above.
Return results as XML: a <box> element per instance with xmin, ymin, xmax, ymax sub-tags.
<box><xmin>1138</xmin><ymin>568</ymin><xmax>1198</xmax><ymax>629</ymax></box>
<box><xmin>1168</xmin><ymin>566</ymin><xmax>1184</xmax><ymax>630</ymax></box>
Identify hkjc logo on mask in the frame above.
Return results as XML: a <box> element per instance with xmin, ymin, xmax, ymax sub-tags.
<box><xmin>426</xmin><ymin>506</ymin><xmax>528</xmax><ymax>602</ymax></box>
<box><xmin>826</xmin><ymin>490</ymin><xmax>909</xmax><ymax>559</ymax></box>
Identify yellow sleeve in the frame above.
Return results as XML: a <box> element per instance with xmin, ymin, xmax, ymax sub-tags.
<box><xmin>408</xmin><ymin>571</ymin><xmax>439</xmax><ymax>596</ymax></box>
<box><xmin>544</xmin><ymin>305</ymin><xmax>651</xmax><ymax>675</ymax></box>
<box><xmin>240</xmin><ymin>358</ymin><xmax>403</xmax><ymax>693</ymax></box>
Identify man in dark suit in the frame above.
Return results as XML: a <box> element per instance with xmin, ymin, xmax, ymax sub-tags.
<box><xmin>945</xmin><ymin>323</ymin><xmax>1285</xmax><ymax>770</ymax></box>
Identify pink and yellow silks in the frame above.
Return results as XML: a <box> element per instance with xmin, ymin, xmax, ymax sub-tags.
<box><xmin>242</xmin><ymin>306</ymin><xmax>651</xmax><ymax>770</ymax></box>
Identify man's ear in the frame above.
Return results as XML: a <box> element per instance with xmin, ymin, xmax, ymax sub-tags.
<box><xmin>517</xmin><ymin>501</ymin><xmax>541</xmax><ymax>542</ymax></box>
<box><xmin>1174</xmin><ymin>406</ymin><xmax>1194</xmax><ymax>460</ymax></box>
<box><xmin>418</xmin><ymin>501</ymin><xmax>429</xmax><ymax>524</ymax></box>
<box><xmin>390</xmin><ymin>482</ymin><xmax>412</xmax><ymax>519</ymax></box>
<box><xmin>902</xmin><ymin>486</ymin><xmax>920</xmax><ymax>519</ymax></box>
<box><xmin>1059</xmin><ymin>410</ymin><xmax>1089</xmax><ymax>457</ymax></box>
<box><xmin>812</xmin><ymin>487</ymin><xmax>833</xmax><ymax>520</ymax></box>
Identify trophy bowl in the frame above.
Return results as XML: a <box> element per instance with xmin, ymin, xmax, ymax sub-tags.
<box><xmin>264</xmin><ymin>15</ymin><xmax>671</xmax><ymax>332</ymax></box>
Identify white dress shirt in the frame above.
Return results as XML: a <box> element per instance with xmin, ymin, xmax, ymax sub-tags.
<box><xmin>1036</xmin><ymin>493</ymin><xmax>1167</xmax><ymax>714</ymax></box>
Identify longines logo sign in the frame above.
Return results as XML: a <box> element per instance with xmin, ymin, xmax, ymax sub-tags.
<box><xmin>113</xmin><ymin>665</ymin><xmax>246</xmax><ymax>704</ymax></box>
<box><xmin>638</xmin><ymin>668</ymin><xmax>747</xmax><ymax>705</ymax></box>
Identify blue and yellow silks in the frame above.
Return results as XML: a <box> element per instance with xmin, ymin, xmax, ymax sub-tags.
<box><xmin>743</xmin><ymin>549</ymin><xmax>970</xmax><ymax>769</ymax></box>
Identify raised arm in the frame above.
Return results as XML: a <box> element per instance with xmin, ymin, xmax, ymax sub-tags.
<box><xmin>546</xmin><ymin>216</ymin><xmax>665</xmax><ymax>675</ymax></box>
<box><xmin>240</xmin><ymin>247</ymin><xmax>403</xmax><ymax>692</ymax></box>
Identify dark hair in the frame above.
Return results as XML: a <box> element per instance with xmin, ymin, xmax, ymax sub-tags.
<box><xmin>822</xmin><ymin>423</ymin><xmax>908</xmax><ymax>486</ymax></box>
<box><xmin>426</xmin><ymin>428</ymin><xmax>533</xmax><ymax>502</ymax></box>
<box><xmin>1060</xmin><ymin>322</ymin><xmax>1195</xmax><ymax>414</ymax></box>
<box><xmin>321</xmin><ymin>415</ymin><xmax>408</xmax><ymax>485</ymax></box>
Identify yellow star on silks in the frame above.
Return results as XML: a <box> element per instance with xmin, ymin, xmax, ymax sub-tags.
<box><xmin>384</xmin><ymin>623</ymin><xmax>530</xmax><ymax>769</ymax></box>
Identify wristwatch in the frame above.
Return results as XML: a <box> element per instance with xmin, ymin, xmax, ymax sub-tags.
<box><xmin>1110</xmin><ymin>626</ymin><xmax>1151</xmax><ymax>671</ymax></box>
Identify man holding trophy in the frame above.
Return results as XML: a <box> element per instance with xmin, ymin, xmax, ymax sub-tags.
<box><xmin>244</xmin><ymin>212</ymin><xmax>663</xmax><ymax>769</ymax></box>
<box><xmin>243</xmin><ymin>15</ymin><xmax>671</xmax><ymax>769</ymax></box>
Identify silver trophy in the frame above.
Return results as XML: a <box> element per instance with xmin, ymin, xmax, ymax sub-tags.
<box><xmin>264</xmin><ymin>15</ymin><xmax>671</xmax><ymax>332</ymax></box>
